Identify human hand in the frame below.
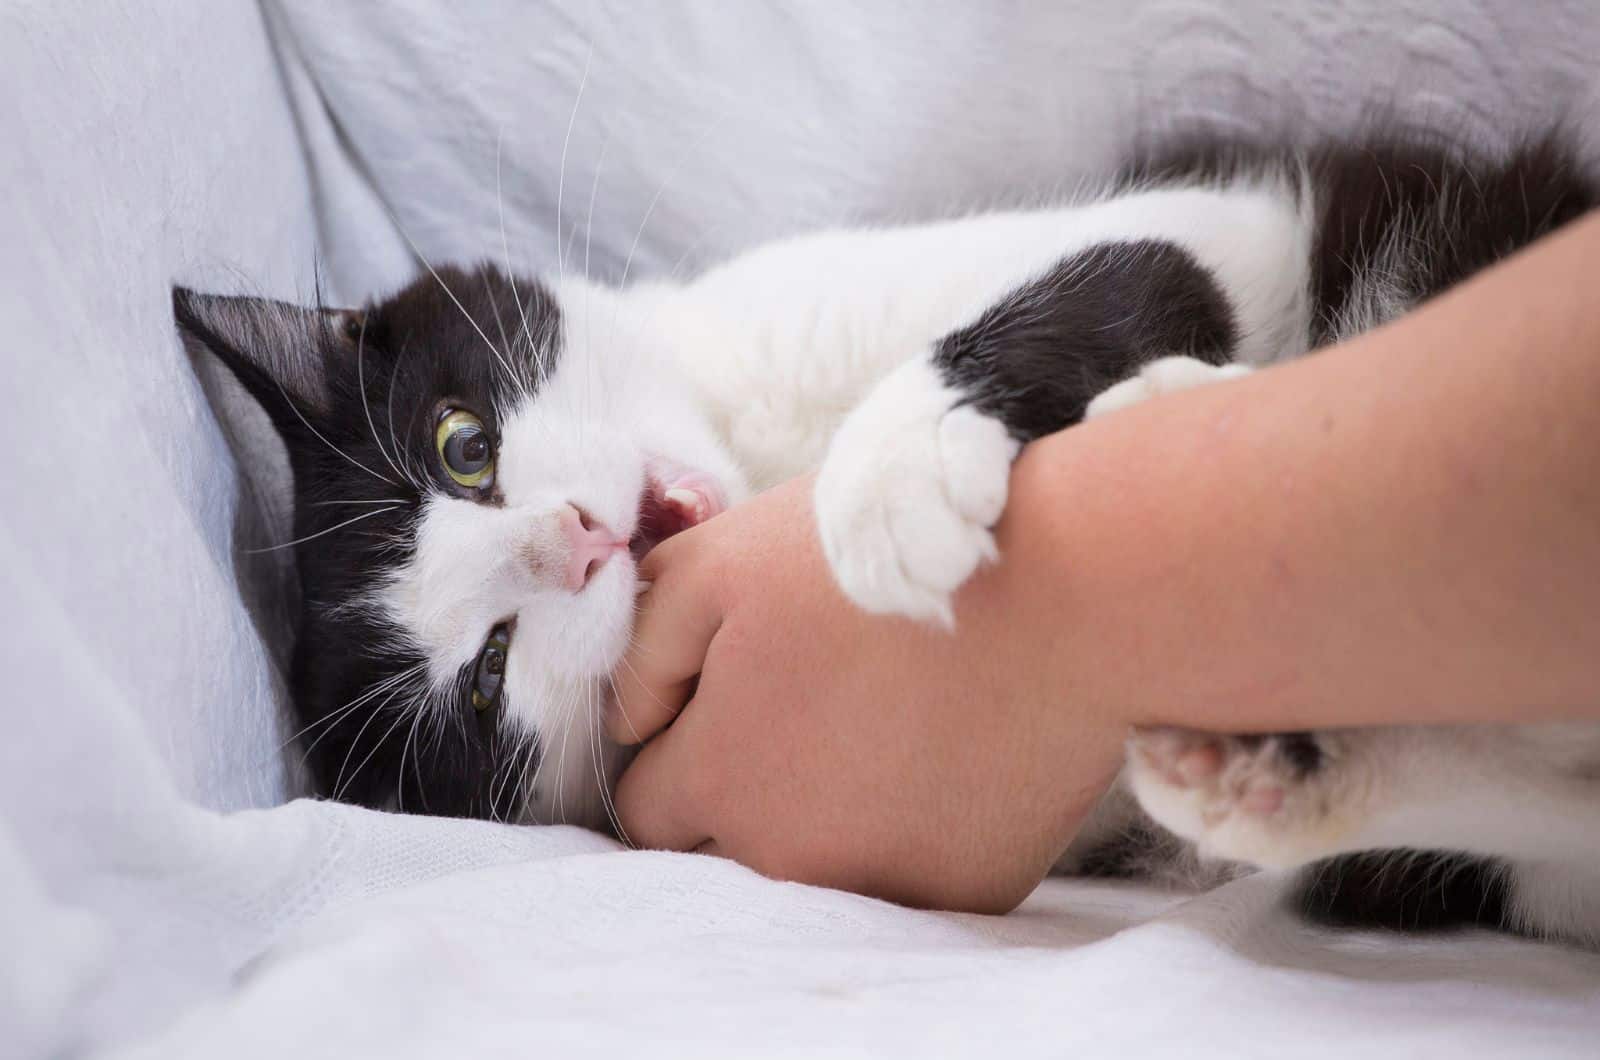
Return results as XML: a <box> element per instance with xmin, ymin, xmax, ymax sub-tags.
<box><xmin>607</xmin><ymin>474</ymin><xmax>1127</xmax><ymax>914</ymax></box>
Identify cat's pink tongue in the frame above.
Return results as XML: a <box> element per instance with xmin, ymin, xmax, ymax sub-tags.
<box><xmin>631</xmin><ymin>462</ymin><xmax>727</xmax><ymax>558</ymax></box>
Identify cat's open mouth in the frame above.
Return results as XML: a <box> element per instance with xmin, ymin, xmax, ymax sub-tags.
<box><xmin>630</xmin><ymin>461</ymin><xmax>728</xmax><ymax>560</ymax></box>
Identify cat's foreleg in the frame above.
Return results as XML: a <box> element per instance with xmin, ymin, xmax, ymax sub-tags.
<box><xmin>815</xmin><ymin>245</ymin><xmax>1262</xmax><ymax>625</ymax></box>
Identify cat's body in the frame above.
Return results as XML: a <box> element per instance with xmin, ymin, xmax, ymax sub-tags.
<box><xmin>178</xmin><ymin>131</ymin><xmax>1600</xmax><ymax>946</ymax></box>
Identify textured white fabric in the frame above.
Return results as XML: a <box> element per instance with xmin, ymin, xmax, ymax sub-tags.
<box><xmin>4</xmin><ymin>1</ymin><xmax>1600</xmax><ymax>1056</ymax></box>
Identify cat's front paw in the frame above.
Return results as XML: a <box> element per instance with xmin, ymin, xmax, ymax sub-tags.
<box><xmin>815</xmin><ymin>359</ymin><xmax>1019</xmax><ymax>626</ymax></box>
<box><xmin>1127</xmin><ymin>728</ymin><xmax>1365</xmax><ymax>869</ymax></box>
<box><xmin>1085</xmin><ymin>355</ymin><xmax>1251</xmax><ymax>419</ymax></box>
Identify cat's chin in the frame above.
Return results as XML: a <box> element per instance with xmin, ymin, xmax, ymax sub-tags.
<box><xmin>631</xmin><ymin>456</ymin><xmax>728</xmax><ymax>559</ymax></box>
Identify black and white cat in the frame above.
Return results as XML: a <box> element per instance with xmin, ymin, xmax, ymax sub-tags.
<box><xmin>177</xmin><ymin>132</ymin><xmax>1600</xmax><ymax>945</ymax></box>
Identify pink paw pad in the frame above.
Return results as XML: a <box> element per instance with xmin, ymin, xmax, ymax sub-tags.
<box><xmin>1175</xmin><ymin>744</ymin><xmax>1223</xmax><ymax>785</ymax></box>
<box><xmin>1133</xmin><ymin>729</ymin><xmax>1222</xmax><ymax>788</ymax></box>
<box><xmin>1239</xmin><ymin>782</ymin><xmax>1285</xmax><ymax>815</ymax></box>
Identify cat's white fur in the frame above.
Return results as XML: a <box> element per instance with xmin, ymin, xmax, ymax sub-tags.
<box><xmin>376</xmin><ymin>175</ymin><xmax>1600</xmax><ymax>943</ymax></box>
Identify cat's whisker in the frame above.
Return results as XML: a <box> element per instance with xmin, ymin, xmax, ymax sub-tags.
<box><xmin>548</xmin><ymin>694</ymin><xmax>574</xmax><ymax>826</ymax></box>
<box><xmin>279</xmin><ymin>697</ymin><xmax>368</xmax><ymax>763</ymax></box>
<box><xmin>333</xmin><ymin>686</ymin><xmax>415</xmax><ymax>804</ymax></box>
<box><xmin>484</xmin><ymin>754</ymin><xmax>505</xmax><ymax>823</ymax></box>
<box><xmin>410</xmin><ymin>705</ymin><xmax>441</xmax><ymax>816</ymax></box>
<box><xmin>516</xmin><ymin>292</ymin><xmax>556</xmax><ymax>400</ymax></box>
<box><xmin>494</xmin><ymin>129</ymin><xmax>538</xmax><ymax>394</ymax></box>
<box><xmin>379</xmin><ymin>195</ymin><xmax>525</xmax><ymax>393</ymax></box>
<box><xmin>505</xmin><ymin>735</ymin><xmax>536</xmax><ymax>824</ymax></box>
<box><xmin>523</xmin><ymin>705</ymin><xmax>562</xmax><ymax>819</ymax></box>
<box><xmin>610</xmin><ymin>652</ymin><xmax>655</xmax><ymax>748</ymax></box>
<box><xmin>291</xmin><ymin>663</ymin><xmax>425</xmax><ymax>759</ymax></box>
<box><xmin>598</xmin><ymin>111</ymin><xmax>731</xmax><ymax>450</ymax></box>
<box><xmin>270</xmin><ymin>374</ymin><xmax>400</xmax><ymax>489</ymax></box>
<box><xmin>588</xmin><ymin>690</ymin><xmax>623</xmax><ymax>842</ymax></box>
<box><xmin>285</xmin><ymin>688</ymin><xmax>371</xmax><ymax>753</ymax></box>
<box><xmin>599</xmin><ymin>674</ymin><xmax>635</xmax><ymax>847</ymax></box>
<box><xmin>616</xmin><ymin>111</ymin><xmax>729</xmax><ymax>294</ymax></box>
<box><xmin>494</xmin><ymin>753</ymin><xmax>519</xmax><ymax>824</ymax></box>
<box><xmin>475</xmin><ymin>281</ymin><xmax>556</xmax><ymax>448</ymax></box>
<box><xmin>477</xmin><ymin>261</ymin><xmax>521</xmax><ymax>403</ymax></box>
<box><xmin>549</xmin><ymin>683</ymin><xmax>590</xmax><ymax>827</ymax></box>
<box><xmin>306</xmin><ymin>498</ymin><xmax>410</xmax><ymax>507</ymax></box>
<box><xmin>666</xmin><ymin>220</ymin><xmax>728</xmax><ymax>282</ymax></box>
<box><xmin>386</xmin><ymin>335</ymin><xmax>428</xmax><ymax>488</ymax></box>
<box><xmin>488</xmin><ymin>146</ymin><xmax>563</xmax><ymax>441</ymax></box>
<box><xmin>496</xmin><ymin>732</ymin><xmax>538</xmax><ymax>824</ymax></box>
<box><xmin>554</xmin><ymin>41</ymin><xmax>594</xmax><ymax>289</ymax></box>
<box><xmin>243</xmin><ymin>505</ymin><xmax>401</xmax><ymax>554</ymax></box>
<box><xmin>327</xmin><ymin>678</ymin><xmax>409</xmax><ymax>804</ymax></box>
<box><xmin>356</xmin><ymin>317</ymin><xmax>415</xmax><ymax>488</ymax></box>
<box><xmin>395</xmin><ymin>704</ymin><xmax>425</xmax><ymax>813</ymax></box>
<box><xmin>576</xmin><ymin>131</ymin><xmax>614</xmax><ymax>458</ymax></box>
<box><xmin>585</xmin><ymin>132</ymin><xmax>608</xmax><ymax>293</ymax></box>
<box><xmin>488</xmin><ymin>730</ymin><xmax>522</xmax><ymax>822</ymax></box>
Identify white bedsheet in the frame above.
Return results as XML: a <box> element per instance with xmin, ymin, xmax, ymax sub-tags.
<box><xmin>4</xmin><ymin>1</ymin><xmax>1599</xmax><ymax>1056</ymax></box>
<box><xmin>117</xmin><ymin>817</ymin><xmax>1600</xmax><ymax>1058</ymax></box>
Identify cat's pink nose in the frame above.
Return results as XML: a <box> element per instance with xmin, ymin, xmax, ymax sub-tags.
<box><xmin>558</xmin><ymin>505</ymin><xmax>628</xmax><ymax>591</ymax></box>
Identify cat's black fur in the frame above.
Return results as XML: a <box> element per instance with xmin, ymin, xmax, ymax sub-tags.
<box><xmin>1299</xmin><ymin>851</ymin><xmax>1514</xmax><ymax>933</ymax></box>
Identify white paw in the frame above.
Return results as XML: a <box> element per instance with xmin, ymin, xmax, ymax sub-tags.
<box><xmin>1085</xmin><ymin>356</ymin><xmax>1251</xmax><ymax>419</ymax></box>
<box><xmin>1127</xmin><ymin>728</ymin><xmax>1364</xmax><ymax>870</ymax></box>
<box><xmin>815</xmin><ymin>358</ymin><xmax>1019</xmax><ymax>626</ymax></box>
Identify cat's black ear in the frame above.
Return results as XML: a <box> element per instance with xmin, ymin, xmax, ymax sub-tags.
<box><xmin>173</xmin><ymin>286</ymin><xmax>353</xmax><ymax>428</ymax></box>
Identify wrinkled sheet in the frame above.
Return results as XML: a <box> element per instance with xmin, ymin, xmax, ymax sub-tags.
<box><xmin>4</xmin><ymin>1</ymin><xmax>1599</xmax><ymax>1055</ymax></box>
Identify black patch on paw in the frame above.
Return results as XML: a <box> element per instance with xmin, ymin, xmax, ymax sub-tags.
<box><xmin>1296</xmin><ymin>851</ymin><xmax>1514</xmax><ymax>934</ymax></box>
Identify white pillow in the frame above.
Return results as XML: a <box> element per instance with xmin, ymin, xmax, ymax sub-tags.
<box><xmin>273</xmin><ymin>0</ymin><xmax>1600</xmax><ymax>301</ymax></box>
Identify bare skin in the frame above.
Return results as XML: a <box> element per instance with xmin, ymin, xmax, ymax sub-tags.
<box><xmin>610</xmin><ymin>209</ymin><xmax>1600</xmax><ymax>914</ymax></box>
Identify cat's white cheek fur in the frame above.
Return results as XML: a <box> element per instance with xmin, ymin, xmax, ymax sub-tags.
<box><xmin>814</xmin><ymin>356</ymin><xmax>1018</xmax><ymax>626</ymax></box>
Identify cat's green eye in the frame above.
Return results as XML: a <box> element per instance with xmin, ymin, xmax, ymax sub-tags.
<box><xmin>471</xmin><ymin>624</ymin><xmax>511</xmax><ymax>712</ymax></box>
<box><xmin>435</xmin><ymin>408</ymin><xmax>495</xmax><ymax>489</ymax></box>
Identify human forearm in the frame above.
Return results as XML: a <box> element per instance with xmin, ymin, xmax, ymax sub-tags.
<box><xmin>995</xmin><ymin>210</ymin><xmax>1600</xmax><ymax>732</ymax></box>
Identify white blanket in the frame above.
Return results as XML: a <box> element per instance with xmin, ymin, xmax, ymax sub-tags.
<box><xmin>4</xmin><ymin>2</ymin><xmax>1599</xmax><ymax>1056</ymax></box>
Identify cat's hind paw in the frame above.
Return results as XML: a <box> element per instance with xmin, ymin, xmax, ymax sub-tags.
<box><xmin>1127</xmin><ymin>727</ymin><xmax>1363</xmax><ymax>870</ymax></box>
<box><xmin>815</xmin><ymin>358</ymin><xmax>1018</xmax><ymax>627</ymax></box>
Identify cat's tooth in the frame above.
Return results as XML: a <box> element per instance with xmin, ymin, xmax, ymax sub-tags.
<box><xmin>663</xmin><ymin>487</ymin><xmax>700</xmax><ymax>513</ymax></box>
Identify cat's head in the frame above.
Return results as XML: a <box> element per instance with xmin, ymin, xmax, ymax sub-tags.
<box><xmin>176</xmin><ymin>265</ymin><xmax>745</xmax><ymax>825</ymax></box>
